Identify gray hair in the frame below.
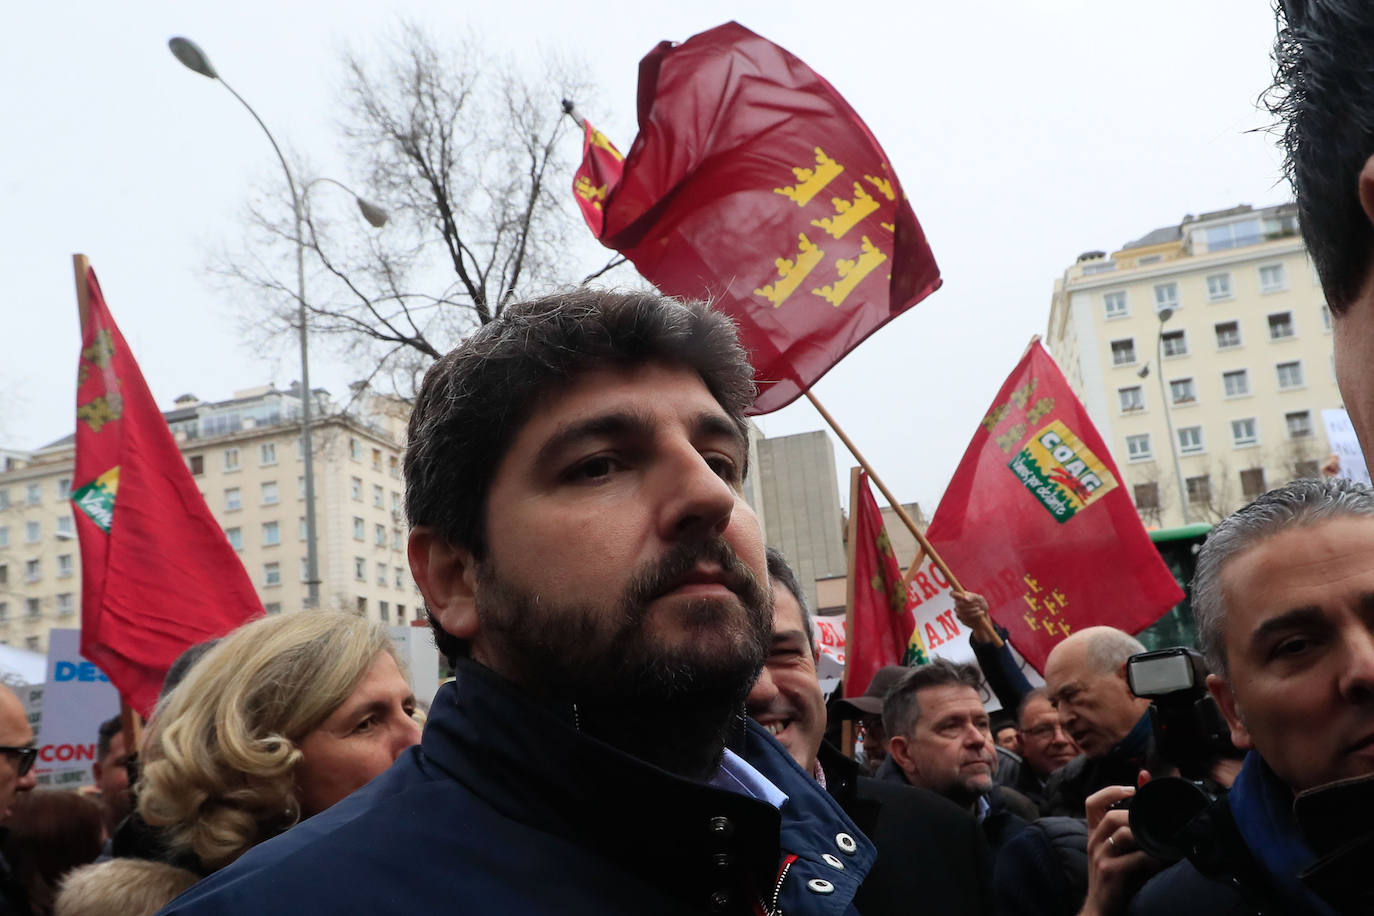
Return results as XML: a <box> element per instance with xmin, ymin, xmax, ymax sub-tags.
<box><xmin>881</xmin><ymin>658</ymin><xmax>984</xmax><ymax>741</ymax></box>
<box><xmin>1193</xmin><ymin>477</ymin><xmax>1374</xmax><ymax>676</ymax></box>
<box><xmin>1081</xmin><ymin>628</ymin><xmax>1146</xmax><ymax>676</ymax></box>
<box><xmin>765</xmin><ymin>547</ymin><xmax>815</xmax><ymax>656</ymax></box>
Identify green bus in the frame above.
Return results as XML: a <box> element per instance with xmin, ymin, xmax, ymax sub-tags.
<box><xmin>1135</xmin><ymin>523</ymin><xmax>1212</xmax><ymax>652</ymax></box>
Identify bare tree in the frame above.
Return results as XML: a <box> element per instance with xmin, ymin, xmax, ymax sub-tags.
<box><xmin>218</xmin><ymin>25</ymin><xmax>603</xmax><ymax>397</ymax></box>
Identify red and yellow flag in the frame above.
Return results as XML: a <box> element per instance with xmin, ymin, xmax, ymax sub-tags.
<box><xmin>925</xmin><ymin>342</ymin><xmax>1184</xmax><ymax>673</ymax></box>
<box><xmin>844</xmin><ymin>472</ymin><xmax>927</xmax><ymax>698</ymax></box>
<box><xmin>571</xmin><ymin>21</ymin><xmax>941</xmax><ymax>414</ymax></box>
<box><xmin>572</xmin><ymin>121</ymin><xmax>625</xmax><ymax>238</ymax></box>
<box><xmin>73</xmin><ymin>264</ymin><xmax>263</xmax><ymax>716</ymax></box>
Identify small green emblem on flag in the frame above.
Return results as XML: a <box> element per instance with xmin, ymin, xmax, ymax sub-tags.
<box><xmin>72</xmin><ymin>466</ymin><xmax>119</xmax><ymax>533</ymax></box>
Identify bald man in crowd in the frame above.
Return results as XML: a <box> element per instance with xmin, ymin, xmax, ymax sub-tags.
<box><xmin>1041</xmin><ymin>627</ymin><xmax>1152</xmax><ymax>818</ymax></box>
<box><xmin>0</xmin><ymin>685</ymin><xmax>37</xmax><ymax>915</ymax></box>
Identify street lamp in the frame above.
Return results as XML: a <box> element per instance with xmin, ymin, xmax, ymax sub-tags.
<box><xmin>1154</xmin><ymin>307</ymin><xmax>1191</xmax><ymax>525</ymax></box>
<box><xmin>169</xmin><ymin>37</ymin><xmax>388</xmax><ymax>609</ymax></box>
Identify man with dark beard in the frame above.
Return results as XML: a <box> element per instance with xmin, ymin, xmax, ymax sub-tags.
<box><xmin>161</xmin><ymin>290</ymin><xmax>875</xmax><ymax>915</ymax></box>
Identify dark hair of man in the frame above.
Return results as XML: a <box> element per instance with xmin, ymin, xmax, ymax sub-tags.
<box><xmin>881</xmin><ymin>658</ymin><xmax>984</xmax><ymax>742</ymax></box>
<box><xmin>765</xmin><ymin>547</ymin><xmax>815</xmax><ymax>657</ymax></box>
<box><xmin>1268</xmin><ymin>0</ymin><xmax>1374</xmax><ymax>313</ymax></box>
<box><xmin>97</xmin><ymin>716</ymin><xmax>121</xmax><ymax>764</ymax></box>
<box><xmin>1015</xmin><ymin>687</ymin><xmax>1051</xmax><ymax>730</ymax></box>
<box><xmin>404</xmin><ymin>289</ymin><xmax>757</xmax><ymax>663</ymax></box>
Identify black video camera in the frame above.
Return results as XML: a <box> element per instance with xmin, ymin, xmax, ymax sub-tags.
<box><xmin>1122</xmin><ymin>647</ymin><xmax>1239</xmax><ymax>864</ymax></box>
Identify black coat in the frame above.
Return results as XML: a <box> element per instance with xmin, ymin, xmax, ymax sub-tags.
<box><xmin>1042</xmin><ymin>714</ymin><xmax>1154</xmax><ymax>818</ymax></box>
<box><xmin>818</xmin><ymin>743</ymin><xmax>994</xmax><ymax>916</ymax></box>
<box><xmin>994</xmin><ymin>816</ymin><xmax>1089</xmax><ymax>916</ymax></box>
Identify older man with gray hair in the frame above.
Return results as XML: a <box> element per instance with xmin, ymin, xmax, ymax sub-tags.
<box><xmin>1129</xmin><ymin>476</ymin><xmax>1374</xmax><ymax>915</ymax></box>
<box><xmin>1041</xmin><ymin>627</ymin><xmax>1152</xmax><ymax>818</ymax></box>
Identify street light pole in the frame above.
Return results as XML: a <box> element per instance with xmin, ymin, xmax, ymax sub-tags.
<box><xmin>169</xmin><ymin>37</ymin><xmax>387</xmax><ymax>610</ymax></box>
<box><xmin>1154</xmin><ymin>307</ymin><xmax>1191</xmax><ymax>525</ymax></box>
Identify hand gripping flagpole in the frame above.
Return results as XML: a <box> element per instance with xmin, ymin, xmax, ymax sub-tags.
<box><xmin>804</xmin><ymin>390</ymin><xmax>1004</xmax><ymax>648</ymax></box>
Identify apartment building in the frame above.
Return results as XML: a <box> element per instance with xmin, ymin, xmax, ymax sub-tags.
<box><xmin>1047</xmin><ymin>203</ymin><xmax>1341</xmax><ymax>529</ymax></box>
<box><xmin>0</xmin><ymin>384</ymin><xmax>421</xmax><ymax>652</ymax></box>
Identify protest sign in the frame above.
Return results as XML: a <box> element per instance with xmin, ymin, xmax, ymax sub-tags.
<box><xmin>34</xmin><ymin>629</ymin><xmax>119</xmax><ymax>789</ymax></box>
<box><xmin>1321</xmin><ymin>408</ymin><xmax>1371</xmax><ymax>486</ymax></box>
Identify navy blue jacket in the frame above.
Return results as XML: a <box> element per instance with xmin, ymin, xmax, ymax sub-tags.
<box><xmin>160</xmin><ymin>660</ymin><xmax>875</xmax><ymax>915</ymax></box>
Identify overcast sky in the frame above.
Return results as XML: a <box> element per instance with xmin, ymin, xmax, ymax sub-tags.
<box><xmin>3</xmin><ymin>0</ymin><xmax>1288</xmax><ymax>514</ymax></box>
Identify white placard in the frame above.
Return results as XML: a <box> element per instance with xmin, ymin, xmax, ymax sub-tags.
<box><xmin>1321</xmin><ymin>408</ymin><xmax>1371</xmax><ymax>486</ymax></box>
<box><xmin>33</xmin><ymin>630</ymin><xmax>119</xmax><ymax>789</ymax></box>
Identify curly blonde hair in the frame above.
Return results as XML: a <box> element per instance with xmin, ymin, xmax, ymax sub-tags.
<box><xmin>137</xmin><ymin>611</ymin><xmax>400</xmax><ymax>872</ymax></box>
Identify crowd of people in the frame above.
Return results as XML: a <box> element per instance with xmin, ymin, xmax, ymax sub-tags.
<box><xmin>2</xmin><ymin>2</ymin><xmax>1374</xmax><ymax>911</ymax></box>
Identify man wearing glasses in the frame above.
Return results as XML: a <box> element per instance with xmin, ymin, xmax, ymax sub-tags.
<box><xmin>0</xmin><ymin>684</ymin><xmax>36</xmax><ymax>915</ymax></box>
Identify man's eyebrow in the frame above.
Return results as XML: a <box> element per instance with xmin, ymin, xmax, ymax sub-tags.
<box><xmin>533</xmin><ymin>411</ymin><xmax>655</xmax><ymax>470</ymax></box>
<box><xmin>771</xmin><ymin>629</ymin><xmax>809</xmax><ymax>647</ymax></box>
<box><xmin>1248</xmin><ymin>605</ymin><xmax>1329</xmax><ymax>650</ymax></box>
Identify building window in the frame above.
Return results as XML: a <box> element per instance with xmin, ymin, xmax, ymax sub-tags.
<box><xmin>1133</xmin><ymin>483</ymin><xmax>1160</xmax><ymax>510</ymax></box>
<box><xmin>264</xmin><ymin>602</ymin><xmax>282</xmax><ymax>616</ymax></box>
<box><xmin>0</xmin><ymin>527</ymin><xmax>7</xmax><ymax>548</ymax></box>
<box><xmin>264</xmin><ymin>562</ymin><xmax>281</xmax><ymax>587</ymax></box>
<box><xmin>57</xmin><ymin>593</ymin><xmax>74</xmax><ymax>616</ymax></box>
<box><xmin>1259</xmin><ymin>263</ymin><xmax>1287</xmax><ymax>293</ymax></box>
<box><xmin>0</xmin><ymin>602</ymin><xmax>6</xmax><ymax>622</ymax></box>
<box><xmin>262</xmin><ymin>521</ymin><xmax>280</xmax><ymax>547</ymax></box>
<box><xmin>1169</xmin><ymin>378</ymin><xmax>1197</xmax><ymax>405</ymax></box>
<box><xmin>224</xmin><ymin>448</ymin><xmax>240</xmax><ymax>472</ymax></box>
<box><xmin>1295</xmin><ymin>459</ymin><xmax>1321</xmax><ymax>478</ymax></box>
<box><xmin>298</xmin><ymin>476</ymin><xmax>306</xmax><ymax>500</ymax></box>
<box><xmin>225</xmin><ymin>488</ymin><xmax>242</xmax><ymax>512</ymax></box>
<box><xmin>395</xmin><ymin>566</ymin><xmax>405</xmax><ymax>589</ymax></box>
<box><xmin>349</xmin><ymin>438</ymin><xmax>362</xmax><ymax>461</ymax></box>
<box><xmin>377</xmin><ymin>562</ymin><xmax>388</xmax><ymax>586</ymax></box>
<box><xmin>23</xmin><ymin>597</ymin><xmax>40</xmax><ymax>619</ymax></box>
<box><xmin>372</xmin><ymin>448</ymin><xmax>383</xmax><ymax>472</ymax></box>
<box><xmin>1205</xmin><ymin>272</ymin><xmax>1232</xmax><ymax>301</ymax></box>
<box><xmin>1231</xmin><ymin>418</ymin><xmax>1258</xmax><ymax>447</ymax></box>
<box><xmin>0</xmin><ymin>490</ymin><xmax>8</xmax><ymax>510</ymax></box>
<box><xmin>351</xmin><ymin>477</ymin><xmax>363</xmax><ymax>501</ymax></box>
<box><xmin>299</xmin><ymin>517</ymin><xmax>308</xmax><ymax>541</ymax></box>
<box><xmin>1110</xmin><ymin>339</ymin><xmax>1137</xmax><ymax>366</ymax></box>
<box><xmin>1240</xmin><ymin>468</ymin><xmax>1267</xmax><ymax>498</ymax></box>
<box><xmin>1268</xmin><ymin>312</ymin><xmax>1295</xmax><ymax>340</ymax></box>
<box><xmin>1286</xmin><ymin>410</ymin><xmax>1313</xmax><ymax>439</ymax></box>
<box><xmin>392</xmin><ymin>530</ymin><xmax>404</xmax><ymax>551</ymax></box>
<box><xmin>260</xmin><ymin>443</ymin><xmax>277</xmax><ymax>466</ymax></box>
<box><xmin>380</xmin><ymin>600</ymin><xmax>391</xmax><ymax>623</ymax></box>
<box><xmin>23</xmin><ymin>637</ymin><xmax>39</xmax><ymax>652</ymax></box>
<box><xmin>391</xmin><ymin>491</ymin><xmax>402</xmax><ymax>513</ymax></box>
<box><xmin>56</xmin><ymin>478</ymin><xmax>71</xmax><ymax>500</ymax></box>
<box><xmin>189</xmin><ymin>454</ymin><xmax>204</xmax><ymax>476</ymax></box>
<box><xmin>354</xmin><ymin>557</ymin><xmax>366</xmax><ymax>581</ymax></box>
<box><xmin>56</xmin><ymin>515</ymin><xmax>73</xmax><ymax>538</ymax></box>
<box><xmin>1126</xmin><ymin>434</ymin><xmax>1153</xmax><ymax>461</ymax></box>
<box><xmin>57</xmin><ymin>554</ymin><xmax>73</xmax><ymax>578</ymax></box>
<box><xmin>24</xmin><ymin>484</ymin><xmax>39</xmax><ymax>506</ymax></box>
<box><xmin>356</xmin><ymin>596</ymin><xmax>368</xmax><ymax>615</ymax></box>
<box><xmin>300</xmin><ymin>558</ymin><xmax>310</xmax><ymax>582</ymax></box>
<box><xmin>24</xmin><ymin>521</ymin><xmax>39</xmax><ymax>544</ymax></box>
<box><xmin>1118</xmin><ymin>387</ymin><xmax>1144</xmax><ymax>413</ymax></box>
<box><xmin>1205</xmin><ymin>219</ymin><xmax>1260</xmax><ymax>251</ymax></box>
<box><xmin>1103</xmin><ymin>291</ymin><xmax>1128</xmax><ymax>319</ymax></box>
<box><xmin>1161</xmin><ymin>330</ymin><xmax>1188</xmax><ymax>357</ymax></box>
<box><xmin>1154</xmin><ymin>283</ymin><xmax>1179</xmax><ymax>312</ymax></box>
<box><xmin>375</xmin><ymin>524</ymin><xmax>386</xmax><ymax>547</ymax></box>
<box><xmin>372</xmin><ymin>485</ymin><xmax>384</xmax><ymax>508</ymax></box>
<box><xmin>1321</xmin><ymin>304</ymin><xmax>1332</xmax><ymax>331</ymax></box>
<box><xmin>353</xmin><ymin>517</ymin><xmax>365</xmax><ymax>541</ymax></box>
<box><xmin>23</xmin><ymin>559</ymin><xmax>39</xmax><ymax>583</ymax></box>
<box><xmin>1276</xmin><ymin>361</ymin><xmax>1304</xmax><ymax>390</ymax></box>
<box><xmin>226</xmin><ymin>527</ymin><xmax>243</xmax><ymax>550</ymax></box>
<box><xmin>1178</xmin><ymin>426</ymin><xmax>1204</xmax><ymax>454</ymax></box>
<box><xmin>1186</xmin><ymin>475</ymin><xmax>1212</xmax><ymax>504</ymax></box>
<box><xmin>1222</xmin><ymin>369</ymin><xmax>1250</xmax><ymax>398</ymax></box>
<box><xmin>261</xmin><ymin>482</ymin><xmax>280</xmax><ymax>506</ymax></box>
<box><xmin>389</xmin><ymin>456</ymin><xmax>400</xmax><ymax>479</ymax></box>
<box><xmin>0</xmin><ymin>566</ymin><xmax>5</xmax><ymax>586</ymax></box>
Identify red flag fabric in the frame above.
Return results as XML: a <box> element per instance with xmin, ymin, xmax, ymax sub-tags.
<box><xmin>925</xmin><ymin>342</ymin><xmax>1184</xmax><ymax>673</ymax></box>
<box><xmin>571</xmin><ymin>120</ymin><xmax>625</xmax><ymax>238</ymax></box>
<box><xmin>73</xmin><ymin>266</ymin><xmax>262</xmax><ymax>716</ymax></box>
<box><xmin>573</xmin><ymin>21</ymin><xmax>941</xmax><ymax>414</ymax></box>
<box><xmin>844</xmin><ymin>472</ymin><xmax>927</xmax><ymax>698</ymax></box>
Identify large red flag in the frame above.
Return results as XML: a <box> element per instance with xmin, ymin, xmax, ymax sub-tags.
<box><xmin>73</xmin><ymin>265</ymin><xmax>263</xmax><ymax>716</ymax></box>
<box><xmin>925</xmin><ymin>342</ymin><xmax>1184</xmax><ymax>673</ymax></box>
<box><xmin>844</xmin><ymin>472</ymin><xmax>927</xmax><ymax>698</ymax></box>
<box><xmin>571</xmin><ymin>120</ymin><xmax>625</xmax><ymax>238</ymax></box>
<box><xmin>573</xmin><ymin>21</ymin><xmax>941</xmax><ymax>414</ymax></box>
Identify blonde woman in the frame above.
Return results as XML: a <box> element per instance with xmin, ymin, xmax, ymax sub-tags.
<box><xmin>135</xmin><ymin>611</ymin><xmax>421</xmax><ymax>876</ymax></box>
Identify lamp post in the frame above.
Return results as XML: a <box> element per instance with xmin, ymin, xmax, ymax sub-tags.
<box><xmin>169</xmin><ymin>37</ymin><xmax>388</xmax><ymax>609</ymax></box>
<box><xmin>1154</xmin><ymin>307</ymin><xmax>1191</xmax><ymax>525</ymax></box>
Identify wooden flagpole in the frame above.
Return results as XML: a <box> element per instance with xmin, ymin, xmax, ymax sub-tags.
<box><xmin>806</xmin><ymin>390</ymin><xmax>1003</xmax><ymax>648</ymax></box>
<box><xmin>73</xmin><ymin>253</ymin><xmax>144</xmax><ymax>754</ymax></box>
<box><xmin>840</xmin><ymin>466</ymin><xmax>861</xmax><ymax>759</ymax></box>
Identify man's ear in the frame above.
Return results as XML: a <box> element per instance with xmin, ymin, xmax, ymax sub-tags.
<box><xmin>1358</xmin><ymin>157</ymin><xmax>1374</xmax><ymax>230</ymax></box>
<box><xmin>408</xmin><ymin>526</ymin><xmax>479</xmax><ymax>643</ymax></box>
<box><xmin>886</xmin><ymin>734</ymin><xmax>915</xmax><ymax>775</ymax></box>
<box><xmin>1206</xmin><ymin>673</ymin><xmax>1253</xmax><ymax>751</ymax></box>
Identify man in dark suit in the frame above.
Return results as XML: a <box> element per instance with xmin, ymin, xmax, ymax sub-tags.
<box><xmin>748</xmin><ymin>548</ymin><xmax>995</xmax><ymax>916</ymax></box>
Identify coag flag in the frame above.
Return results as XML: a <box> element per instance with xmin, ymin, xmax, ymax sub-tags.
<box><xmin>73</xmin><ymin>263</ymin><xmax>262</xmax><ymax>717</ymax></box>
<box><xmin>845</xmin><ymin>471</ymin><xmax>927</xmax><ymax>698</ymax></box>
<box><xmin>925</xmin><ymin>341</ymin><xmax>1184</xmax><ymax>673</ymax></box>
<box><xmin>572</xmin><ymin>21</ymin><xmax>941</xmax><ymax>414</ymax></box>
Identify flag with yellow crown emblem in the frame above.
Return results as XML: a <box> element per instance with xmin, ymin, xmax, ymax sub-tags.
<box><xmin>571</xmin><ymin>21</ymin><xmax>941</xmax><ymax>414</ymax></box>
<box><xmin>845</xmin><ymin>472</ymin><xmax>926</xmax><ymax>699</ymax></box>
